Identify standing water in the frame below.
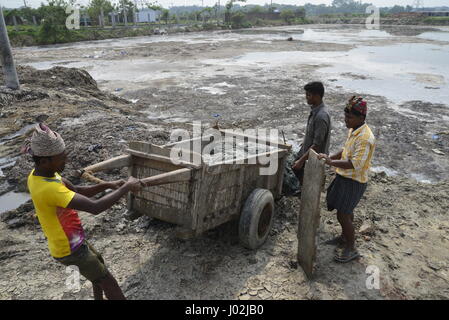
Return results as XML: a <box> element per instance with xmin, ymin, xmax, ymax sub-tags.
<box><xmin>0</xmin><ymin>191</ymin><xmax>31</xmax><ymax>215</ymax></box>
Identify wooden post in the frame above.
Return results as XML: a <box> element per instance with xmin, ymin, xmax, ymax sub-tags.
<box><xmin>32</xmin><ymin>15</ymin><xmax>37</xmax><ymax>26</ymax></box>
<box><xmin>297</xmin><ymin>149</ymin><xmax>325</xmax><ymax>279</ymax></box>
<box><xmin>100</xmin><ymin>8</ymin><xmax>104</xmax><ymax>27</ymax></box>
<box><xmin>12</xmin><ymin>16</ymin><xmax>18</xmax><ymax>31</ymax></box>
<box><xmin>0</xmin><ymin>6</ymin><xmax>20</xmax><ymax>90</ymax></box>
<box><xmin>133</xmin><ymin>7</ymin><xmax>137</xmax><ymax>26</ymax></box>
<box><xmin>112</xmin><ymin>12</ymin><xmax>116</xmax><ymax>28</ymax></box>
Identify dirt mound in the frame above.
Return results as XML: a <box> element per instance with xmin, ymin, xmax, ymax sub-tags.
<box><xmin>1</xmin><ymin>65</ymin><xmax>98</xmax><ymax>91</ymax></box>
<box><xmin>0</xmin><ymin>86</ymin><xmax>49</xmax><ymax>108</ymax></box>
<box><xmin>0</xmin><ymin>65</ymin><xmax>152</xmax><ymax>195</ymax></box>
<box><xmin>0</xmin><ymin>65</ymin><xmax>128</xmax><ymax>110</ymax></box>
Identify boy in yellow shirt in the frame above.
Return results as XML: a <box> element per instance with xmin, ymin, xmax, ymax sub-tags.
<box><xmin>318</xmin><ymin>97</ymin><xmax>375</xmax><ymax>263</ymax></box>
<box><xmin>26</xmin><ymin>123</ymin><xmax>141</xmax><ymax>299</ymax></box>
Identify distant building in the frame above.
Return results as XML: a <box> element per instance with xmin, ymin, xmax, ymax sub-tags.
<box><xmin>420</xmin><ymin>11</ymin><xmax>449</xmax><ymax>17</ymax></box>
<box><xmin>136</xmin><ymin>8</ymin><xmax>160</xmax><ymax>23</ymax></box>
<box><xmin>394</xmin><ymin>11</ymin><xmax>449</xmax><ymax>18</ymax></box>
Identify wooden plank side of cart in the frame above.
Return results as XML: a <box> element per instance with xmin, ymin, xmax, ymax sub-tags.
<box><xmin>125</xmin><ymin>141</ymin><xmax>200</xmax><ymax>229</ymax></box>
<box><xmin>297</xmin><ymin>149</ymin><xmax>325</xmax><ymax>279</ymax></box>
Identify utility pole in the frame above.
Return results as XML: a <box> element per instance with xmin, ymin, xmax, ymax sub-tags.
<box><xmin>133</xmin><ymin>0</ymin><xmax>137</xmax><ymax>26</ymax></box>
<box><xmin>124</xmin><ymin>1</ymin><xmax>128</xmax><ymax>26</ymax></box>
<box><xmin>0</xmin><ymin>6</ymin><xmax>20</xmax><ymax>90</ymax></box>
<box><xmin>100</xmin><ymin>8</ymin><xmax>104</xmax><ymax>27</ymax></box>
<box><xmin>112</xmin><ymin>11</ymin><xmax>116</xmax><ymax>28</ymax></box>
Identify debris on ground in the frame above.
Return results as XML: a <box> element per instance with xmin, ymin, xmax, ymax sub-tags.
<box><xmin>1</xmin><ymin>26</ymin><xmax>449</xmax><ymax>300</ymax></box>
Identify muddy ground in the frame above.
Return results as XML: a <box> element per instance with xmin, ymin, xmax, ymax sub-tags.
<box><xmin>0</xmin><ymin>25</ymin><xmax>448</xmax><ymax>300</ymax></box>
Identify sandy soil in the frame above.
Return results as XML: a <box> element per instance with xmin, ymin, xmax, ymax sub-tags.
<box><xmin>1</xmin><ymin>25</ymin><xmax>448</xmax><ymax>300</ymax></box>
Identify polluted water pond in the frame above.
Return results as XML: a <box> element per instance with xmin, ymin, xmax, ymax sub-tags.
<box><xmin>0</xmin><ymin>191</ymin><xmax>31</xmax><ymax>215</ymax></box>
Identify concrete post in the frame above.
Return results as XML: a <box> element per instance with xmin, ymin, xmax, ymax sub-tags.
<box><xmin>32</xmin><ymin>15</ymin><xmax>37</xmax><ymax>26</ymax></box>
<box><xmin>100</xmin><ymin>8</ymin><xmax>104</xmax><ymax>27</ymax></box>
<box><xmin>0</xmin><ymin>7</ymin><xmax>20</xmax><ymax>90</ymax></box>
<box><xmin>124</xmin><ymin>7</ymin><xmax>128</xmax><ymax>26</ymax></box>
<box><xmin>133</xmin><ymin>7</ymin><xmax>137</xmax><ymax>26</ymax></box>
<box><xmin>12</xmin><ymin>16</ymin><xmax>18</xmax><ymax>31</ymax></box>
<box><xmin>112</xmin><ymin>12</ymin><xmax>116</xmax><ymax>28</ymax></box>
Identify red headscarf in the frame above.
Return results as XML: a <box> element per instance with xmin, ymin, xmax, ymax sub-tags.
<box><xmin>346</xmin><ymin>96</ymin><xmax>367</xmax><ymax>116</ymax></box>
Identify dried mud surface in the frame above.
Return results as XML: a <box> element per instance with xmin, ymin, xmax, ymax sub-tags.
<box><xmin>1</xmin><ymin>25</ymin><xmax>448</xmax><ymax>300</ymax></box>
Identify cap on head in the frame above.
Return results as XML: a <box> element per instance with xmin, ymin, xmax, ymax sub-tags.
<box><xmin>29</xmin><ymin>123</ymin><xmax>66</xmax><ymax>157</ymax></box>
<box><xmin>345</xmin><ymin>96</ymin><xmax>367</xmax><ymax>117</ymax></box>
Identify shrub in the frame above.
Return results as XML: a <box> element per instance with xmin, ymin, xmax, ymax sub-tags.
<box><xmin>202</xmin><ymin>22</ymin><xmax>216</xmax><ymax>30</ymax></box>
<box><xmin>231</xmin><ymin>11</ymin><xmax>246</xmax><ymax>29</ymax></box>
<box><xmin>280</xmin><ymin>9</ymin><xmax>295</xmax><ymax>25</ymax></box>
<box><xmin>37</xmin><ymin>19</ymin><xmax>72</xmax><ymax>44</ymax></box>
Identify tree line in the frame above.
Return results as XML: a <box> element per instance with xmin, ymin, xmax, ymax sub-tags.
<box><xmin>3</xmin><ymin>0</ymin><xmax>447</xmax><ymax>46</ymax></box>
<box><xmin>5</xmin><ymin>0</ymin><xmax>434</xmax><ymax>28</ymax></box>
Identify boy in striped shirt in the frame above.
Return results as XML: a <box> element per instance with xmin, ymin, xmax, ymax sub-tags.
<box><xmin>318</xmin><ymin>96</ymin><xmax>375</xmax><ymax>263</ymax></box>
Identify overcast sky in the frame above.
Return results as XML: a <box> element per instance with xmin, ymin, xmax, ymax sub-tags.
<box><xmin>1</xmin><ymin>0</ymin><xmax>448</xmax><ymax>9</ymax></box>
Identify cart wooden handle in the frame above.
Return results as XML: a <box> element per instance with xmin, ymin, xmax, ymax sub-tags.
<box><xmin>80</xmin><ymin>168</ymin><xmax>191</xmax><ymax>187</ymax></box>
<box><xmin>139</xmin><ymin>168</ymin><xmax>192</xmax><ymax>187</ymax></box>
<box><xmin>79</xmin><ymin>154</ymin><xmax>131</xmax><ymax>184</ymax></box>
<box><xmin>83</xmin><ymin>155</ymin><xmax>131</xmax><ymax>173</ymax></box>
<box><xmin>80</xmin><ymin>171</ymin><xmax>106</xmax><ymax>184</ymax></box>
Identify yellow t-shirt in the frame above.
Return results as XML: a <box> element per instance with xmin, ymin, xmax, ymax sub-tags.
<box><xmin>27</xmin><ymin>170</ymin><xmax>85</xmax><ymax>258</ymax></box>
<box><xmin>336</xmin><ymin>124</ymin><xmax>376</xmax><ymax>184</ymax></box>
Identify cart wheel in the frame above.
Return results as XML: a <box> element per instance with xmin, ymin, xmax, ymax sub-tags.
<box><xmin>239</xmin><ymin>188</ymin><xmax>275</xmax><ymax>250</ymax></box>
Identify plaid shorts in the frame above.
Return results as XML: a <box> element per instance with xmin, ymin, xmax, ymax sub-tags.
<box><xmin>54</xmin><ymin>241</ymin><xmax>108</xmax><ymax>283</ymax></box>
<box><xmin>326</xmin><ymin>174</ymin><xmax>367</xmax><ymax>215</ymax></box>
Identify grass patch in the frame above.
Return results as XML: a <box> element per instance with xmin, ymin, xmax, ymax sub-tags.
<box><xmin>423</xmin><ymin>16</ymin><xmax>449</xmax><ymax>25</ymax></box>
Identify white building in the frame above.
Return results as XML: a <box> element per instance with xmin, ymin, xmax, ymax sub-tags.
<box><xmin>136</xmin><ymin>8</ymin><xmax>160</xmax><ymax>23</ymax></box>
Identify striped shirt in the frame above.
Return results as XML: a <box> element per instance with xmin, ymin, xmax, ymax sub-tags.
<box><xmin>336</xmin><ymin>123</ymin><xmax>376</xmax><ymax>183</ymax></box>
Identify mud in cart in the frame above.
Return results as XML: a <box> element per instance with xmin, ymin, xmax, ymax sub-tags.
<box><xmin>80</xmin><ymin>129</ymin><xmax>291</xmax><ymax>249</ymax></box>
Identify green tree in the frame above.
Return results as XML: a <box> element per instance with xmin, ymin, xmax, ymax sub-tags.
<box><xmin>36</xmin><ymin>0</ymin><xmax>73</xmax><ymax>44</ymax></box>
<box><xmin>389</xmin><ymin>5</ymin><xmax>406</xmax><ymax>14</ymax></box>
<box><xmin>87</xmin><ymin>0</ymin><xmax>114</xmax><ymax>25</ymax></box>
<box><xmin>146</xmin><ymin>3</ymin><xmax>163</xmax><ymax>12</ymax></box>
<box><xmin>248</xmin><ymin>5</ymin><xmax>264</xmax><ymax>14</ymax></box>
<box><xmin>17</xmin><ymin>7</ymin><xmax>40</xmax><ymax>24</ymax></box>
<box><xmin>295</xmin><ymin>7</ymin><xmax>306</xmax><ymax>19</ymax></box>
<box><xmin>230</xmin><ymin>11</ymin><xmax>245</xmax><ymax>28</ymax></box>
<box><xmin>37</xmin><ymin>0</ymin><xmax>73</xmax><ymax>26</ymax></box>
<box><xmin>161</xmin><ymin>9</ymin><xmax>169</xmax><ymax>24</ymax></box>
<box><xmin>200</xmin><ymin>7</ymin><xmax>214</xmax><ymax>22</ymax></box>
<box><xmin>116</xmin><ymin>0</ymin><xmax>136</xmax><ymax>24</ymax></box>
<box><xmin>280</xmin><ymin>9</ymin><xmax>295</xmax><ymax>24</ymax></box>
<box><xmin>225</xmin><ymin>0</ymin><xmax>246</xmax><ymax>23</ymax></box>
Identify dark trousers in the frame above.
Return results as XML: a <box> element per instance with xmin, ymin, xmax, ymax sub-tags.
<box><xmin>292</xmin><ymin>163</ymin><xmax>305</xmax><ymax>186</ymax></box>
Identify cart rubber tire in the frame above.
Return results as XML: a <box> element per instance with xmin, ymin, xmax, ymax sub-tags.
<box><xmin>239</xmin><ymin>188</ymin><xmax>275</xmax><ymax>250</ymax></box>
